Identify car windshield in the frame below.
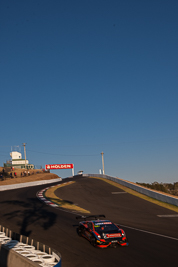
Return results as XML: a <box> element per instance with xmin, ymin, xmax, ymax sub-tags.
<box><xmin>94</xmin><ymin>221</ymin><xmax>118</xmax><ymax>232</ymax></box>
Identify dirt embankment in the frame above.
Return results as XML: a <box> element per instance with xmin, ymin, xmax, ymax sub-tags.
<box><xmin>0</xmin><ymin>167</ymin><xmax>59</xmax><ymax>186</ymax></box>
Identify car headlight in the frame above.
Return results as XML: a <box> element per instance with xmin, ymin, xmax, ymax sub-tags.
<box><xmin>122</xmin><ymin>231</ymin><xmax>126</xmax><ymax>236</ymax></box>
<box><xmin>102</xmin><ymin>233</ymin><xmax>106</xmax><ymax>239</ymax></box>
<box><xmin>97</xmin><ymin>235</ymin><xmax>101</xmax><ymax>239</ymax></box>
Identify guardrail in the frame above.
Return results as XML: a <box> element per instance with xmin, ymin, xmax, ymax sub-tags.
<box><xmin>84</xmin><ymin>174</ymin><xmax>178</xmax><ymax>207</ymax></box>
<box><xmin>0</xmin><ymin>224</ymin><xmax>61</xmax><ymax>267</ymax></box>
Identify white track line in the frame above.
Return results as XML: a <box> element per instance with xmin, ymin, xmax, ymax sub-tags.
<box><xmin>118</xmin><ymin>224</ymin><xmax>178</xmax><ymax>241</ymax></box>
<box><xmin>111</xmin><ymin>192</ymin><xmax>127</xmax><ymax>194</ymax></box>
<box><xmin>157</xmin><ymin>214</ymin><xmax>178</xmax><ymax>217</ymax></box>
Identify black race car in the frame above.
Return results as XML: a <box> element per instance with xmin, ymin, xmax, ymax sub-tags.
<box><xmin>76</xmin><ymin>215</ymin><xmax>129</xmax><ymax>248</ymax></box>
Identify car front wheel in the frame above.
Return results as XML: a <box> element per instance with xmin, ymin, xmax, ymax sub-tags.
<box><xmin>90</xmin><ymin>237</ymin><xmax>96</xmax><ymax>247</ymax></box>
<box><xmin>77</xmin><ymin>226</ymin><xmax>84</xmax><ymax>237</ymax></box>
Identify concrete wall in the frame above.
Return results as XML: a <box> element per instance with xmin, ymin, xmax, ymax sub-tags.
<box><xmin>0</xmin><ymin>245</ymin><xmax>39</xmax><ymax>267</ymax></box>
<box><xmin>0</xmin><ymin>225</ymin><xmax>61</xmax><ymax>267</ymax></box>
<box><xmin>84</xmin><ymin>174</ymin><xmax>178</xmax><ymax>207</ymax></box>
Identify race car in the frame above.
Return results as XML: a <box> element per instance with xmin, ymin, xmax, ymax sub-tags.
<box><xmin>76</xmin><ymin>215</ymin><xmax>129</xmax><ymax>248</ymax></box>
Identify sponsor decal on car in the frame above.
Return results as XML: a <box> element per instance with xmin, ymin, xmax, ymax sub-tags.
<box><xmin>85</xmin><ymin>232</ymin><xmax>91</xmax><ymax>238</ymax></box>
<box><xmin>106</xmin><ymin>233</ymin><xmax>121</xmax><ymax>238</ymax></box>
<box><xmin>94</xmin><ymin>222</ymin><xmax>112</xmax><ymax>225</ymax></box>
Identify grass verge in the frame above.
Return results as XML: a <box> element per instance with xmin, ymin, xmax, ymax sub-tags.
<box><xmin>45</xmin><ymin>181</ymin><xmax>90</xmax><ymax>214</ymax></box>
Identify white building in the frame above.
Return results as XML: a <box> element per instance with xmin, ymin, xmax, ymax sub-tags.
<box><xmin>4</xmin><ymin>151</ymin><xmax>34</xmax><ymax>169</ymax></box>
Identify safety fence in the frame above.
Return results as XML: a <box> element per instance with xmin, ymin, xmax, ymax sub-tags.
<box><xmin>0</xmin><ymin>224</ymin><xmax>61</xmax><ymax>267</ymax></box>
<box><xmin>84</xmin><ymin>174</ymin><xmax>178</xmax><ymax>207</ymax></box>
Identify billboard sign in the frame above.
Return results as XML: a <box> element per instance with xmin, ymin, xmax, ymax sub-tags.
<box><xmin>45</xmin><ymin>164</ymin><xmax>74</xmax><ymax>170</ymax></box>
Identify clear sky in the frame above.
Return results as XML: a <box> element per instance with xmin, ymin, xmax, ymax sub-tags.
<box><xmin>1</xmin><ymin>0</ymin><xmax>178</xmax><ymax>183</ymax></box>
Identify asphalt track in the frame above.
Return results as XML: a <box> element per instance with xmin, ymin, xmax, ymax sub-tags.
<box><xmin>0</xmin><ymin>176</ymin><xmax>178</xmax><ymax>267</ymax></box>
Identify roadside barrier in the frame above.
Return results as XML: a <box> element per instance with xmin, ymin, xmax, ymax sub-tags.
<box><xmin>0</xmin><ymin>225</ymin><xmax>61</xmax><ymax>267</ymax></box>
<box><xmin>84</xmin><ymin>174</ymin><xmax>178</xmax><ymax>207</ymax></box>
<box><xmin>0</xmin><ymin>178</ymin><xmax>62</xmax><ymax>191</ymax></box>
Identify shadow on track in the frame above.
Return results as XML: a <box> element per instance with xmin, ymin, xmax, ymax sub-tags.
<box><xmin>1</xmin><ymin>198</ymin><xmax>57</xmax><ymax>237</ymax></box>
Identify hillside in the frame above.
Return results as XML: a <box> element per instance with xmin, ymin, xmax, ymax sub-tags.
<box><xmin>136</xmin><ymin>181</ymin><xmax>178</xmax><ymax>196</ymax></box>
<box><xmin>0</xmin><ymin>167</ymin><xmax>59</xmax><ymax>186</ymax></box>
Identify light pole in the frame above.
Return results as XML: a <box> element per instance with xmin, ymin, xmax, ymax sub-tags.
<box><xmin>101</xmin><ymin>151</ymin><xmax>105</xmax><ymax>175</ymax></box>
<box><xmin>22</xmin><ymin>143</ymin><xmax>27</xmax><ymax>169</ymax></box>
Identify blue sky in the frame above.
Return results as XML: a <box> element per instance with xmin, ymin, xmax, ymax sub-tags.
<box><xmin>1</xmin><ymin>0</ymin><xmax>178</xmax><ymax>183</ymax></box>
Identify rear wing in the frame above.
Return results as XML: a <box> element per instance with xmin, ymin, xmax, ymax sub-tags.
<box><xmin>76</xmin><ymin>214</ymin><xmax>105</xmax><ymax>221</ymax></box>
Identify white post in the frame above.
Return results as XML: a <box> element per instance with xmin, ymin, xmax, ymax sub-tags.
<box><xmin>22</xmin><ymin>143</ymin><xmax>27</xmax><ymax>169</ymax></box>
<box><xmin>101</xmin><ymin>152</ymin><xmax>105</xmax><ymax>175</ymax></box>
<box><xmin>72</xmin><ymin>164</ymin><xmax>74</xmax><ymax>176</ymax></box>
